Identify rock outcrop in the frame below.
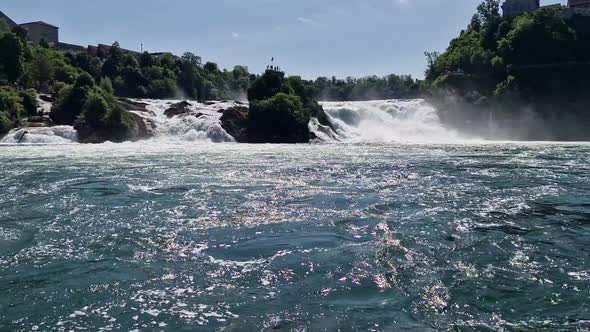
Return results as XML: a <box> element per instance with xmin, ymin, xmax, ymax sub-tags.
<box><xmin>220</xmin><ymin>106</ymin><xmax>249</xmax><ymax>142</ymax></box>
<box><xmin>75</xmin><ymin>110</ymin><xmax>155</xmax><ymax>144</ymax></box>
<box><xmin>118</xmin><ymin>98</ymin><xmax>152</xmax><ymax>114</ymax></box>
<box><xmin>164</xmin><ymin>101</ymin><xmax>192</xmax><ymax>118</ymax></box>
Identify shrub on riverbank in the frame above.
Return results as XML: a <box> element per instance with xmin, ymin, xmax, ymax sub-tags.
<box><xmin>0</xmin><ymin>87</ymin><xmax>37</xmax><ymax>135</ymax></box>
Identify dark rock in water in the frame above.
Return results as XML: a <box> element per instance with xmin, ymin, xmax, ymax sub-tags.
<box><xmin>164</xmin><ymin>101</ymin><xmax>192</xmax><ymax>118</ymax></box>
<box><xmin>118</xmin><ymin>98</ymin><xmax>152</xmax><ymax>114</ymax></box>
<box><xmin>220</xmin><ymin>106</ymin><xmax>249</xmax><ymax>142</ymax></box>
<box><xmin>306</xmin><ymin>100</ymin><xmax>335</xmax><ymax>131</ymax></box>
<box><xmin>204</xmin><ymin>101</ymin><xmax>217</xmax><ymax>106</ymax></box>
<box><xmin>76</xmin><ymin>110</ymin><xmax>154</xmax><ymax>143</ymax></box>
<box><xmin>39</xmin><ymin>95</ymin><xmax>54</xmax><ymax>103</ymax></box>
<box><xmin>126</xmin><ymin>112</ymin><xmax>154</xmax><ymax>140</ymax></box>
<box><xmin>18</xmin><ymin>116</ymin><xmax>53</xmax><ymax>128</ymax></box>
<box><xmin>27</xmin><ymin>116</ymin><xmax>51</xmax><ymax>124</ymax></box>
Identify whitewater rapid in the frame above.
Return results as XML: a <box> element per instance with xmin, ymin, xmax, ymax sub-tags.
<box><xmin>1</xmin><ymin>99</ymin><xmax>464</xmax><ymax>144</ymax></box>
<box><xmin>130</xmin><ymin>99</ymin><xmax>240</xmax><ymax>143</ymax></box>
<box><xmin>319</xmin><ymin>99</ymin><xmax>462</xmax><ymax>143</ymax></box>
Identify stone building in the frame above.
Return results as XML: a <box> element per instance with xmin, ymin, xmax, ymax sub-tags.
<box><xmin>0</xmin><ymin>10</ymin><xmax>17</xmax><ymax>28</ymax></box>
<box><xmin>20</xmin><ymin>21</ymin><xmax>59</xmax><ymax>45</ymax></box>
<box><xmin>569</xmin><ymin>0</ymin><xmax>590</xmax><ymax>8</ymax></box>
<box><xmin>502</xmin><ymin>0</ymin><xmax>540</xmax><ymax>17</ymax></box>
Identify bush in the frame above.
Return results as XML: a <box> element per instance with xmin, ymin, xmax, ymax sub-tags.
<box><xmin>0</xmin><ymin>88</ymin><xmax>26</xmax><ymax>135</ymax></box>
<box><xmin>80</xmin><ymin>91</ymin><xmax>109</xmax><ymax>128</ymax></box>
<box><xmin>50</xmin><ymin>72</ymin><xmax>95</xmax><ymax>125</ymax></box>
<box><xmin>19</xmin><ymin>89</ymin><xmax>38</xmax><ymax>116</ymax></box>
<box><xmin>249</xmin><ymin>93</ymin><xmax>310</xmax><ymax>143</ymax></box>
<box><xmin>0</xmin><ymin>112</ymin><xmax>12</xmax><ymax>135</ymax></box>
<box><xmin>247</xmin><ymin>70</ymin><xmax>291</xmax><ymax>101</ymax></box>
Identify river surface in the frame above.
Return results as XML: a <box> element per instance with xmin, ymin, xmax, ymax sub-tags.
<box><xmin>0</xmin><ymin>142</ymin><xmax>589</xmax><ymax>331</ymax></box>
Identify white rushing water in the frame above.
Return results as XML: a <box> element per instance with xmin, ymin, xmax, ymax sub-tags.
<box><xmin>130</xmin><ymin>99</ymin><xmax>240</xmax><ymax>143</ymax></box>
<box><xmin>1</xmin><ymin>99</ymin><xmax>465</xmax><ymax>144</ymax></box>
<box><xmin>0</xmin><ymin>126</ymin><xmax>78</xmax><ymax>144</ymax></box>
<box><xmin>318</xmin><ymin>99</ymin><xmax>463</xmax><ymax>143</ymax></box>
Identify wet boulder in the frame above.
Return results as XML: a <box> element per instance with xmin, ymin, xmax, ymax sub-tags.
<box><xmin>164</xmin><ymin>101</ymin><xmax>192</xmax><ymax>118</ymax></box>
<box><xmin>118</xmin><ymin>98</ymin><xmax>152</xmax><ymax>114</ymax></box>
<box><xmin>220</xmin><ymin>106</ymin><xmax>249</xmax><ymax>142</ymax></box>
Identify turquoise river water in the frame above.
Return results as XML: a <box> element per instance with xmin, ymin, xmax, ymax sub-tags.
<box><xmin>0</xmin><ymin>142</ymin><xmax>589</xmax><ymax>331</ymax></box>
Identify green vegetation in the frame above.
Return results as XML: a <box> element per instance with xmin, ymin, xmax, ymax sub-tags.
<box><xmin>304</xmin><ymin>74</ymin><xmax>420</xmax><ymax>101</ymax></box>
<box><xmin>0</xmin><ymin>87</ymin><xmax>37</xmax><ymax>135</ymax></box>
<box><xmin>424</xmin><ymin>1</ymin><xmax>590</xmax><ymax>100</ymax></box>
<box><xmin>3</xmin><ymin>0</ymin><xmax>588</xmax><ymax>142</ymax></box>
<box><xmin>247</xmin><ymin>70</ymin><xmax>312</xmax><ymax>143</ymax></box>
<box><xmin>247</xmin><ymin>69</ymin><xmax>338</xmax><ymax>143</ymax></box>
<box><xmin>423</xmin><ymin>0</ymin><xmax>590</xmax><ymax>140</ymax></box>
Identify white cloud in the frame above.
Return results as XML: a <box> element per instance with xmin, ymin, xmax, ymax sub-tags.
<box><xmin>396</xmin><ymin>0</ymin><xmax>411</xmax><ymax>7</ymax></box>
<box><xmin>231</xmin><ymin>32</ymin><xmax>239</xmax><ymax>38</ymax></box>
<box><xmin>297</xmin><ymin>17</ymin><xmax>313</xmax><ymax>24</ymax></box>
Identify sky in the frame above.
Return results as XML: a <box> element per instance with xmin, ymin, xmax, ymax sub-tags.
<box><xmin>1</xmin><ymin>0</ymin><xmax>567</xmax><ymax>79</ymax></box>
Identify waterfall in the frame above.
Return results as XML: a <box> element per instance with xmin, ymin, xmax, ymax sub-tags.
<box><xmin>0</xmin><ymin>126</ymin><xmax>78</xmax><ymax>144</ymax></box>
<box><xmin>129</xmin><ymin>99</ymin><xmax>239</xmax><ymax>143</ymax></box>
<box><xmin>1</xmin><ymin>99</ymin><xmax>465</xmax><ymax>145</ymax></box>
<box><xmin>314</xmin><ymin>99</ymin><xmax>464</xmax><ymax>143</ymax></box>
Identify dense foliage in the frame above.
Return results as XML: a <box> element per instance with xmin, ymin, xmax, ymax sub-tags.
<box><xmin>0</xmin><ymin>87</ymin><xmax>37</xmax><ymax>135</ymax></box>
<box><xmin>247</xmin><ymin>70</ymin><xmax>328</xmax><ymax>143</ymax></box>
<box><xmin>422</xmin><ymin>0</ymin><xmax>590</xmax><ymax>140</ymax></box>
<box><xmin>304</xmin><ymin>74</ymin><xmax>420</xmax><ymax>101</ymax></box>
<box><xmin>424</xmin><ymin>1</ymin><xmax>590</xmax><ymax>100</ymax></box>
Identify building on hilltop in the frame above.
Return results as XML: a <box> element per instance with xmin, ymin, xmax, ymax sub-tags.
<box><xmin>569</xmin><ymin>0</ymin><xmax>590</xmax><ymax>8</ymax></box>
<box><xmin>20</xmin><ymin>21</ymin><xmax>59</xmax><ymax>45</ymax></box>
<box><xmin>561</xmin><ymin>0</ymin><xmax>590</xmax><ymax>16</ymax></box>
<box><xmin>502</xmin><ymin>0</ymin><xmax>540</xmax><ymax>18</ymax></box>
<box><xmin>0</xmin><ymin>10</ymin><xmax>17</xmax><ymax>28</ymax></box>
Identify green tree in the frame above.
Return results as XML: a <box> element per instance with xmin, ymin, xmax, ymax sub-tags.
<box><xmin>0</xmin><ymin>32</ymin><xmax>24</xmax><ymax>84</ymax></box>
<box><xmin>139</xmin><ymin>52</ymin><xmax>154</xmax><ymax>68</ymax></box>
<box><xmin>101</xmin><ymin>42</ymin><xmax>124</xmax><ymax>77</ymax></box>
<box><xmin>204</xmin><ymin>61</ymin><xmax>219</xmax><ymax>73</ymax></box>
<box><xmin>249</xmin><ymin>93</ymin><xmax>310</xmax><ymax>143</ymax></box>
<box><xmin>477</xmin><ymin>0</ymin><xmax>500</xmax><ymax>26</ymax></box>
<box><xmin>50</xmin><ymin>72</ymin><xmax>95</xmax><ymax>125</ymax></box>
<box><xmin>81</xmin><ymin>91</ymin><xmax>109</xmax><ymax>128</ymax></box>
<box><xmin>182</xmin><ymin>52</ymin><xmax>202</xmax><ymax>67</ymax></box>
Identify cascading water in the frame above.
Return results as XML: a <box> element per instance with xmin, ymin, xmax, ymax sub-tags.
<box><xmin>1</xmin><ymin>98</ymin><xmax>464</xmax><ymax>144</ymax></box>
<box><xmin>317</xmin><ymin>99</ymin><xmax>464</xmax><ymax>143</ymax></box>
<box><xmin>0</xmin><ymin>126</ymin><xmax>78</xmax><ymax>144</ymax></box>
<box><xmin>129</xmin><ymin>99</ymin><xmax>239</xmax><ymax>143</ymax></box>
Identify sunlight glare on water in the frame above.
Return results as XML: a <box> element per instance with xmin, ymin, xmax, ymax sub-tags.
<box><xmin>0</xmin><ymin>142</ymin><xmax>589</xmax><ymax>331</ymax></box>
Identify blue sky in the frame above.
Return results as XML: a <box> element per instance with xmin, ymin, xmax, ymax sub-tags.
<box><xmin>2</xmin><ymin>0</ymin><xmax>566</xmax><ymax>79</ymax></box>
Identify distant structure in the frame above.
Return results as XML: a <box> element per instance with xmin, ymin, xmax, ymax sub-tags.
<box><xmin>0</xmin><ymin>10</ymin><xmax>17</xmax><ymax>28</ymax></box>
<box><xmin>501</xmin><ymin>0</ymin><xmax>589</xmax><ymax>18</ymax></box>
<box><xmin>267</xmin><ymin>57</ymin><xmax>282</xmax><ymax>72</ymax></box>
<box><xmin>502</xmin><ymin>0</ymin><xmax>540</xmax><ymax>18</ymax></box>
<box><xmin>20</xmin><ymin>21</ymin><xmax>59</xmax><ymax>45</ymax></box>
<box><xmin>569</xmin><ymin>0</ymin><xmax>590</xmax><ymax>8</ymax></box>
<box><xmin>566</xmin><ymin>0</ymin><xmax>590</xmax><ymax>16</ymax></box>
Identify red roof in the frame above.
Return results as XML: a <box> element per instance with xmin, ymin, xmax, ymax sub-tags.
<box><xmin>20</xmin><ymin>21</ymin><xmax>59</xmax><ymax>29</ymax></box>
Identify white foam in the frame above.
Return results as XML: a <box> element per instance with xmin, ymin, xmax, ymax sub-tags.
<box><xmin>0</xmin><ymin>126</ymin><xmax>78</xmax><ymax>144</ymax></box>
<box><xmin>130</xmin><ymin>99</ymin><xmax>239</xmax><ymax>143</ymax></box>
<box><xmin>317</xmin><ymin>99</ymin><xmax>467</xmax><ymax>143</ymax></box>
